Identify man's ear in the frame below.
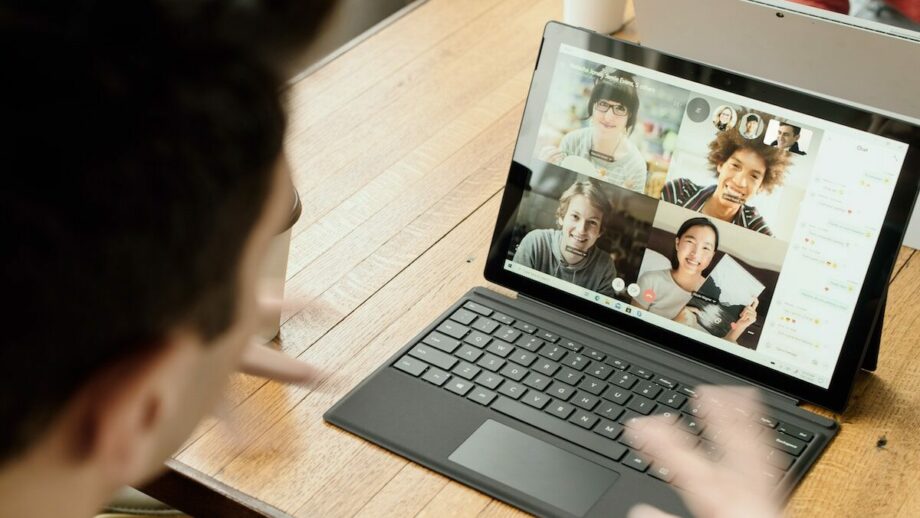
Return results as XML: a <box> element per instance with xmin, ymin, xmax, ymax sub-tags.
<box><xmin>69</xmin><ymin>334</ymin><xmax>198</xmax><ymax>486</ymax></box>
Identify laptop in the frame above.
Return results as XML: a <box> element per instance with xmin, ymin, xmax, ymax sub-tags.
<box><xmin>633</xmin><ymin>0</ymin><xmax>920</xmax><ymax>248</ymax></box>
<box><xmin>325</xmin><ymin>22</ymin><xmax>920</xmax><ymax>517</ymax></box>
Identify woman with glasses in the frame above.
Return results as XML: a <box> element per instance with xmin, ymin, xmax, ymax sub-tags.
<box><xmin>540</xmin><ymin>68</ymin><xmax>648</xmax><ymax>193</ymax></box>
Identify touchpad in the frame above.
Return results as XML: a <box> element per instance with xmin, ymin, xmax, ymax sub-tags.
<box><xmin>448</xmin><ymin>420</ymin><xmax>619</xmax><ymax>516</ymax></box>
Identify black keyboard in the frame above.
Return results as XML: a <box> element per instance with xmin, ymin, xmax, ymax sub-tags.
<box><xmin>392</xmin><ymin>300</ymin><xmax>814</xmax><ymax>487</ymax></box>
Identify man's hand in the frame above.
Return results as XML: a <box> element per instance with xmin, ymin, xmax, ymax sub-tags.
<box><xmin>628</xmin><ymin>386</ymin><xmax>781</xmax><ymax>518</ymax></box>
<box><xmin>237</xmin><ymin>294</ymin><xmax>323</xmax><ymax>386</ymax></box>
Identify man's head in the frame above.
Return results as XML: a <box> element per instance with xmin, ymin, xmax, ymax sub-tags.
<box><xmin>1</xmin><ymin>0</ymin><xmax>333</xmax><ymax>505</ymax></box>
<box><xmin>555</xmin><ymin>180</ymin><xmax>613</xmax><ymax>259</ymax></box>
<box><xmin>775</xmin><ymin>123</ymin><xmax>801</xmax><ymax>150</ymax></box>
<box><xmin>707</xmin><ymin>128</ymin><xmax>791</xmax><ymax>206</ymax></box>
<box><xmin>744</xmin><ymin>114</ymin><xmax>759</xmax><ymax>135</ymax></box>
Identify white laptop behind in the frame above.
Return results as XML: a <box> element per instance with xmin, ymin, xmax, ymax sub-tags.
<box><xmin>635</xmin><ymin>0</ymin><xmax>920</xmax><ymax>248</ymax></box>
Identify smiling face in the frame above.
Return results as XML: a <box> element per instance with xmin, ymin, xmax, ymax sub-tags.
<box><xmin>719</xmin><ymin>109</ymin><xmax>732</xmax><ymax>124</ymax></box>
<box><xmin>776</xmin><ymin>124</ymin><xmax>799</xmax><ymax>150</ymax></box>
<box><xmin>674</xmin><ymin>224</ymin><xmax>717</xmax><ymax>275</ymax></box>
<box><xmin>559</xmin><ymin>194</ymin><xmax>604</xmax><ymax>260</ymax></box>
<box><xmin>713</xmin><ymin>148</ymin><xmax>767</xmax><ymax>206</ymax></box>
<box><xmin>591</xmin><ymin>99</ymin><xmax>629</xmax><ymax>134</ymax></box>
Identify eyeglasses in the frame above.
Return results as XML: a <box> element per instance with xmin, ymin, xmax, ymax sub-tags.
<box><xmin>594</xmin><ymin>100</ymin><xmax>629</xmax><ymax>116</ymax></box>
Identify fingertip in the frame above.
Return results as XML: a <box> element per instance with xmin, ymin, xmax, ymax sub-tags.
<box><xmin>627</xmin><ymin>503</ymin><xmax>680</xmax><ymax>518</ymax></box>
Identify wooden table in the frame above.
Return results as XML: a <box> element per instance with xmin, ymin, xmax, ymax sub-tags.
<box><xmin>146</xmin><ymin>0</ymin><xmax>920</xmax><ymax>516</ymax></box>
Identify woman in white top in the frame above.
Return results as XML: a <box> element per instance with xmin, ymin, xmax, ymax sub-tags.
<box><xmin>633</xmin><ymin>217</ymin><xmax>757</xmax><ymax>343</ymax></box>
<box><xmin>540</xmin><ymin>68</ymin><xmax>648</xmax><ymax>193</ymax></box>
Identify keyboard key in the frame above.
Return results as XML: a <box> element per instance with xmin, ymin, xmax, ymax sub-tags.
<box><xmin>777</xmin><ymin>422</ymin><xmax>814</xmax><ymax>442</ymax></box>
<box><xmin>583</xmin><ymin>347</ymin><xmax>606</xmax><ymax>362</ymax></box>
<box><xmin>606</xmin><ymin>357</ymin><xmax>630</xmax><ymax>370</ymax></box>
<box><xmin>509</xmin><ymin>350</ymin><xmax>538</xmax><ymax>367</ymax></box>
<box><xmin>697</xmin><ymin>439</ymin><xmax>723</xmax><ymax>462</ymax></box>
<box><xmin>475</xmin><ymin>371</ymin><xmax>504</xmax><ymax>390</ymax></box>
<box><xmin>455</xmin><ymin>344</ymin><xmax>483</xmax><ymax>363</ymax></box>
<box><xmin>554</xmin><ymin>366</ymin><xmax>583</xmax><ymax>385</ymax></box>
<box><xmin>634</xmin><ymin>380</ymin><xmax>662</xmax><ymax>399</ymax></box>
<box><xmin>513</xmin><ymin>321</ymin><xmax>537</xmax><ymax>334</ymax></box>
<box><xmin>649</xmin><ymin>464</ymin><xmax>676</xmax><ymax>483</ymax></box>
<box><xmin>450</xmin><ymin>308</ymin><xmax>478</xmax><ymax>325</ymax></box>
<box><xmin>467</xmin><ymin>387</ymin><xmax>497</xmax><ymax>406</ymax></box>
<box><xmin>679</xmin><ymin>385</ymin><xmax>698</xmax><ymax>398</ymax></box>
<box><xmin>587</xmin><ymin>362</ymin><xmax>613</xmax><ymax>380</ymax></box>
<box><xmin>522</xmin><ymin>372</ymin><xmax>553</xmax><ymax>391</ymax></box>
<box><xmin>653</xmin><ymin>376</ymin><xmax>677</xmax><ymax>389</ymax></box>
<box><xmin>471</xmin><ymin>317</ymin><xmax>500</xmax><ymax>335</ymax></box>
<box><xmin>594</xmin><ymin>419</ymin><xmax>624</xmax><ymax>440</ymax></box>
<box><xmin>619</xmin><ymin>429</ymin><xmax>646</xmax><ymax>449</ymax></box>
<box><xmin>764</xmin><ymin>431</ymin><xmax>807</xmax><ymax>456</ymax></box>
<box><xmin>619</xmin><ymin>410</ymin><xmax>646</xmax><ymax>429</ymax></box>
<box><xmin>760</xmin><ymin>466</ymin><xmax>784</xmax><ymax>486</ymax></box>
<box><xmin>686</xmin><ymin>399</ymin><xmax>709</xmax><ymax>418</ymax></box>
<box><xmin>578</xmin><ymin>376</ymin><xmax>606</xmax><ymax>395</ymax></box>
<box><xmin>492</xmin><ymin>398</ymin><xmax>627</xmax><ymax>462</ymax></box>
<box><xmin>436</xmin><ymin>320</ymin><xmax>469</xmax><ymax>340</ymax></box>
<box><xmin>548</xmin><ymin>382</ymin><xmax>576</xmax><ymax>401</ymax></box>
<box><xmin>658</xmin><ymin>391</ymin><xmax>687</xmax><ymax>410</ymax></box>
<box><xmin>409</xmin><ymin>344</ymin><xmax>457</xmax><ymax>370</ymax></box>
<box><xmin>521</xmin><ymin>391</ymin><xmax>551</xmax><ymax>410</ymax></box>
<box><xmin>652</xmin><ymin>408</ymin><xmax>680</xmax><ymax>425</ymax></box>
<box><xmin>423</xmin><ymin>332</ymin><xmax>460</xmax><ymax>353</ymax></box>
<box><xmin>623</xmin><ymin>451</ymin><xmax>650</xmax><ymax>472</ymax></box>
<box><xmin>422</xmin><ymin>367</ymin><xmax>450</xmax><ymax>386</ymax></box>
<box><xmin>679</xmin><ymin>415</ymin><xmax>705</xmax><ymax>435</ymax></box>
<box><xmin>569</xmin><ymin>410</ymin><xmax>599</xmax><ymax>430</ymax></box>
<box><xmin>628</xmin><ymin>366</ymin><xmax>654</xmax><ymax>379</ymax></box>
<box><xmin>495</xmin><ymin>326</ymin><xmax>522</xmax><ymax>343</ymax></box>
<box><xmin>626</xmin><ymin>395</ymin><xmax>656</xmax><ymax>415</ymax></box>
<box><xmin>534</xmin><ymin>359</ymin><xmax>561</xmax><ymax>376</ymax></box>
<box><xmin>536</xmin><ymin>330</ymin><xmax>559</xmax><ymax>342</ymax></box>
<box><xmin>546</xmin><ymin>401</ymin><xmax>576</xmax><ymax>420</ymax></box>
<box><xmin>486</xmin><ymin>340</ymin><xmax>514</xmax><ymax>358</ymax></box>
<box><xmin>497</xmin><ymin>381</ymin><xmax>527</xmax><ymax>399</ymax></box>
<box><xmin>445</xmin><ymin>379</ymin><xmax>473</xmax><ymax>396</ymax></box>
<box><xmin>393</xmin><ymin>355</ymin><xmax>428</xmax><ymax>377</ymax></box>
<box><xmin>756</xmin><ymin>414</ymin><xmax>779</xmax><ymax>429</ymax></box>
<box><xmin>463</xmin><ymin>301</ymin><xmax>492</xmax><ymax>316</ymax></box>
<box><xmin>463</xmin><ymin>331</ymin><xmax>492</xmax><ymax>348</ymax></box>
<box><xmin>602</xmin><ymin>387</ymin><xmax>632</xmax><ymax>406</ymax></box>
<box><xmin>594</xmin><ymin>401</ymin><xmax>624</xmax><ymax>421</ymax></box>
<box><xmin>611</xmin><ymin>372</ymin><xmax>637</xmax><ymax>389</ymax></box>
<box><xmin>766</xmin><ymin>448</ymin><xmax>795</xmax><ymax>470</ymax></box>
<box><xmin>451</xmin><ymin>361</ymin><xmax>481</xmax><ymax>380</ymax></box>
<box><xmin>539</xmin><ymin>344</ymin><xmax>567</xmax><ymax>361</ymax></box>
<box><xmin>476</xmin><ymin>353</ymin><xmax>505</xmax><ymax>372</ymax></box>
<box><xmin>558</xmin><ymin>339</ymin><xmax>582</xmax><ymax>351</ymax></box>
<box><xmin>672</xmin><ymin>428</ymin><xmax>699</xmax><ymax>449</ymax></box>
<box><xmin>492</xmin><ymin>312</ymin><xmax>515</xmax><ymax>325</ymax></box>
<box><xmin>499</xmin><ymin>363</ymin><xmax>528</xmax><ymax>382</ymax></box>
<box><xmin>563</xmin><ymin>353</ymin><xmax>589</xmax><ymax>371</ymax></box>
<box><xmin>515</xmin><ymin>335</ymin><xmax>544</xmax><ymax>352</ymax></box>
<box><xmin>572</xmin><ymin>392</ymin><xmax>600</xmax><ymax>411</ymax></box>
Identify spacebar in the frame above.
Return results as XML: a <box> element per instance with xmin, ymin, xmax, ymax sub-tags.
<box><xmin>492</xmin><ymin>397</ymin><xmax>628</xmax><ymax>462</ymax></box>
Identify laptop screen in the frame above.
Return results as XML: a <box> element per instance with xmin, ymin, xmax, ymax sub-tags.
<box><xmin>495</xmin><ymin>39</ymin><xmax>912</xmax><ymax>391</ymax></box>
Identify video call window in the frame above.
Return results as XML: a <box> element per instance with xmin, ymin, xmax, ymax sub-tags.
<box><xmin>534</xmin><ymin>53</ymin><xmax>690</xmax><ymax>198</ymax></box>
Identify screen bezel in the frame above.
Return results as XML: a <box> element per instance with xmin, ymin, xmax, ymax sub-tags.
<box><xmin>483</xmin><ymin>22</ymin><xmax>920</xmax><ymax>412</ymax></box>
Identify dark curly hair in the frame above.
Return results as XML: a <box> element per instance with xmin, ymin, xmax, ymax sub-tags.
<box><xmin>707</xmin><ymin>112</ymin><xmax>792</xmax><ymax>194</ymax></box>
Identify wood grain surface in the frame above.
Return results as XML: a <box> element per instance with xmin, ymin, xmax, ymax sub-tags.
<box><xmin>164</xmin><ymin>1</ymin><xmax>920</xmax><ymax>516</ymax></box>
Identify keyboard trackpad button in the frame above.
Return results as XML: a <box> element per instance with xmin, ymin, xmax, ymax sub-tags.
<box><xmin>448</xmin><ymin>419</ymin><xmax>619</xmax><ymax>517</ymax></box>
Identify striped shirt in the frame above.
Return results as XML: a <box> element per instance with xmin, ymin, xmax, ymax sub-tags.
<box><xmin>661</xmin><ymin>178</ymin><xmax>773</xmax><ymax>236</ymax></box>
